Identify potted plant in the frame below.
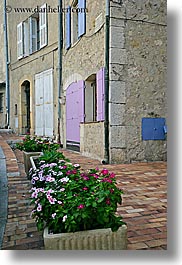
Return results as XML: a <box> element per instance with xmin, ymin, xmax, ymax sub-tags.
<box><xmin>30</xmin><ymin>150</ymin><xmax>69</xmax><ymax>171</ymax></box>
<box><xmin>16</xmin><ymin>135</ymin><xmax>60</xmax><ymax>175</ymax></box>
<box><xmin>29</xmin><ymin>160</ymin><xmax>127</xmax><ymax>250</ymax></box>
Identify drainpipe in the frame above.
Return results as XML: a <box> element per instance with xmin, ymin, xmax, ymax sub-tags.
<box><xmin>103</xmin><ymin>0</ymin><xmax>110</xmax><ymax>164</ymax></box>
<box><xmin>3</xmin><ymin>0</ymin><xmax>10</xmax><ymax>128</ymax></box>
<box><xmin>57</xmin><ymin>0</ymin><xmax>63</xmax><ymax>144</ymax></box>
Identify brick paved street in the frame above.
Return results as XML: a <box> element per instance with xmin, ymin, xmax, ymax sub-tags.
<box><xmin>0</xmin><ymin>132</ymin><xmax>167</xmax><ymax>250</ymax></box>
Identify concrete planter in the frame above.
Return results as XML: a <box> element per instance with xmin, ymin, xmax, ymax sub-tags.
<box><xmin>43</xmin><ymin>225</ymin><xmax>127</xmax><ymax>250</ymax></box>
<box><xmin>23</xmin><ymin>151</ymin><xmax>42</xmax><ymax>176</ymax></box>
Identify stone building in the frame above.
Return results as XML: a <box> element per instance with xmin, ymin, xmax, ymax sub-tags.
<box><xmin>6</xmin><ymin>0</ymin><xmax>59</xmax><ymax>135</ymax></box>
<box><xmin>6</xmin><ymin>0</ymin><xmax>167</xmax><ymax>163</ymax></box>
<box><xmin>61</xmin><ymin>0</ymin><xmax>167</xmax><ymax>163</ymax></box>
<box><xmin>0</xmin><ymin>0</ymin><xmax>6</xmax><ymax>128</ymax></box>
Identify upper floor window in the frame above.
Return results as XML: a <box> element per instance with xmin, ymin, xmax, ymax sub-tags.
<box><xmin>0</xmin><ymin>93</ymin><xmax>4</xmax><ymax>113</ymax></box>
<box><xmin>66</xmin><ymin>0</ymin><xmax>86</xmax><ymax>50</ymax></box>
<box><xmin>17</xmin><ymin>3</ymin><xmax>47</xmax><ymax>59</ymax></box>
<box><xmin>71</xmin><ymin>0</ymin><xmax>79</xmax><ymax>45</ymax></box>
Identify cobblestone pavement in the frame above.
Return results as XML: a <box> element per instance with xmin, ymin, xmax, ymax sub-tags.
<box><xmin>0</xmin><ymin>132</ymin><xmax>167</xmax><ymax>250</ymax></box>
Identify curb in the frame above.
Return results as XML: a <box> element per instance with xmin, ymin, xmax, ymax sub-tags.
<box><xmin>0</xmin><ymin>147</ymin><xmax>8</xmax><ymax>249</ymax></box>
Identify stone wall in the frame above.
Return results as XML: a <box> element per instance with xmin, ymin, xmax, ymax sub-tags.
<box><xmin>109</xmin><ymin>0</ymin><xmax>167</xmax><ymax>163</ymax></box>
<box><xmin>0</xmin><ymin>0</ymin><xmax>5</xmax><ymax>83</ymax></box>
<box><xmin>6</xmin><ymin>0</ymin><xmax>59</xmax><ymax>135</ymax></box>
<box><xmin>0</xmin><ymin>1</ymin><xmax>6</xmax><ymax>128</ymax></box>
<box><xmin>61</xmin><ymin>0</ymin><xmax>105</xmax><ymax>153</ymax></box>
<box><xmin>80</xmin><ymin>122</ymin><xmax>105</xmax><ymax>161</ymax></box>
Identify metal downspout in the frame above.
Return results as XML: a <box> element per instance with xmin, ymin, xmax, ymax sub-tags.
<box><xmin>58</xmin><ymin>0</ymin><xmax>63</xmax><ymax>144</ymax></box>
<box><xmin>104</xmin><ymin>0</ymin><xmax>110</xmax><ymax>164</ymax></box>
<box><xmin>3</xmin><ymin>0</ymin><xmax>10</xmax><ymax>128</ymax></box>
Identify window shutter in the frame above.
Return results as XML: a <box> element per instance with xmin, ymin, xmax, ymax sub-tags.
<box><xmin>96</xmin><ymin>68</ymin><xmax>105</xmax><ymax>121</ymax></box>
<box><xmin>78</xmin><ymin>0</ymin><xmax>86</xmax><ymax>38</ymax></box>
<box><xmin>17</xmin><ymin>22</ymin><xmax>23</xmax><ymax>59</ymax></box>
<box><xmin>43</xmin><ymin>69</ymin><xmax>54</xmax><ymax>137</ymax></box>
<box><xmin>29</xmin><ymin>17</ymin><xmax>37</xmax><ymax>54</ymax></box>
<box><xmin>39</xmin><ymin>3</ymin><xmax>47</xmax><ymax>48</ymax></box>
<box><xmin>77</xmin><ymin>80</ymin><xmax>85</xmax><ymax>123</ymax></box>
<box><xmin>35</xmin><ymin>73</ymin><xmax>44</xmax><ymax>136</ymax></box>
<box><xmin>66</xmin><ymin>6</ymin><xmax>71</xmax><ymax>49</ymax></box>
<box><xmin>23</xmin><ymin>21</ymin><xmax>29</xmax><ymax>56</ymax></box>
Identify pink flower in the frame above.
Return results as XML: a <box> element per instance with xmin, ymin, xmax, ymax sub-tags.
<box><xmin>31</xmin><ymin>191</ymin><xmax>38</xmax><ymax>198</ymax></box>
<box><xmin>37</xmin><ymin>203</ymin><xmax>42</xmax><ymax>212</ymax></box>
<box><xmin>82</xmin><ymin>174</ymin><xmax>89</xmax><ymax>180</ymax></box>
<box><xmin>47</xmin><ymin>195</ymin><xmax>57</xmax><ymax>204</ymax></box>
<box><xmin>101</xmin><ymin>178</ymin><xmax>112</xmax><ymax>183</ymax></box>
<box><xmin>83</xmin><ymin>187</ymin><xmax>88</xmax><ymax>191</ymax></box>
<box><xmin>77</xmin><ymin>204</ymin><xmax>85</xmax><ymax>209</ymax></box>
<box><xmin>109</xmin><ymin>173</ymin><xmax>115</xmax><ymax>178</ymax></box>
<box><xmin>101</xmin><ymin>169</ymin><xmax>109</xmax><ymax>175</ymax></box>
<box><xmin>110</xmin><ymin>188</ymin><xmax>114</xmax><ymax>193</ymax></box>
<box><xmin>106</xmin><ymin>198</ymin><xmax>111</xmax><ymax>205</ymax></box>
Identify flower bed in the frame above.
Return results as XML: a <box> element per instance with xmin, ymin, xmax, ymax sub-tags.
<box><xmin>29</xmin><ymin>159</ymin><xmax>126</xmax><ymax>234</ymax></box>
<box><xmin>16</xmin><ymin>135</ymin><xmax>60</xmax><ymax>152</ymax></box>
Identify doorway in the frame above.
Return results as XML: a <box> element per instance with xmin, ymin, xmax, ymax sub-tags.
<box><xmin>21</xmin><ymin>80</ymin><xmax>30</xmax><ymax>134</ymax></box>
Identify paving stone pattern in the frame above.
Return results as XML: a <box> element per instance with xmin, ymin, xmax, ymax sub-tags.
<box><xmin>0</xmin><ymin>132</ymin><xmax>167</xmax><ymax>250</ymax></box>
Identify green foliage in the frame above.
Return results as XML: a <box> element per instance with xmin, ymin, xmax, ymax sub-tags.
<box><xmin>38</xmin><ymin>150</ymin><xmax>69</xmax><ymax>164</ymax></box>
<box><xmin>29</xmin><ymin>161</ymin><xmax>126</xmax><ymax>234</ymax></box>
<box><xmin>16</xmin><ymin>135</ymin><xmax>60</xmax><ymax>152</ymax></box>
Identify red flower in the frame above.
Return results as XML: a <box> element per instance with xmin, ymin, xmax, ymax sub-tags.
<box><xmin>109</xmin><ymin>173</ymin><xmax>115</xmax><ymax>178</ymax></box>
<box><xmin>101</xmin><ymin>169</ymin><xmax>109</xmax><ymax>175</ymax></box>
<box><xmin>106</xmin><ymin>198</ymin><xmax>111</xmax><ymax>205</ymax></box>
<box><xmin>77</xmin><ymin>204</ymin><xmax>85</xmax><ymax>209</ymax></box>
<box><xmin>110</xmin><ymin>188</ymin><xmax>114</xmax><ymax>193</ymax></box>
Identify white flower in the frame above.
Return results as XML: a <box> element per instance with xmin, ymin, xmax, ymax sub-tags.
<box><xmin>60</xmin><ymin>177</ymin><xmax>69</xmax><ymax>183</ymax></box>
<box><xmin>62</xmin><ymin>215</ymin><xmax>67</xmax><ymax>222</ymax></box>
<box><xmin>52</xmin><ymin>213</ymin><xmax>57</xmax><ymax>219</ymax></box>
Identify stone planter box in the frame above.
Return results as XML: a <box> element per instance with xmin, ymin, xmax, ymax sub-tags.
<box><xmin>23</xmin><ymin>151</ymin><xmax>43</xmax><ymax>176</ymax></box>
<box><xmin>43</xmin><ymin>225</ymin><xmax>127</xmax><ymax>250</ymax></box>
<box><xmin>30</xmin><ymin>155</ymin><xmax>40</xmax><ymax>170</ymax></box>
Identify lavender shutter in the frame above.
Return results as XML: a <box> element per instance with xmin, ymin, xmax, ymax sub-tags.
<box><xmin>66</xmin><ymin>81</ymin><xmax>84</xmax><ymax>148</ymax></box>
<box><xmin>77</xmin><ymin>80</ymin><xmax>85</xmax><ymax>123</ymax></box>
<box><xmin>78</xmin><ymin>0</ymin><xmax>86</xmax><ymax>38</ymax></box>
<box><xmin>97</xmin><ymin>68</ymin><xmax>105</xmax><ymax>121</ymax></box>
<box><xmin>66</xmin><ymin>6</ymin><xmax>71</xmax><ymax>49</ymax></box>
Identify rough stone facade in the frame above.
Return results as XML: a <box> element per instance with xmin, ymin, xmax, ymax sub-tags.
<box><xmin>109</xmin><ymin>0</ymin><xmax>167</xmax><ymax>163</ymax></box>
<box><xmin>6</xmin><ymin>0</ymin><xmax>59</xmax><ymax>135</ymax></box>
<box><xmin>0</xmin><ymin>0</ymin><xmax>6</xmax><ymax>128</ymax></box>
<box><xmin>0</xmin><ymin>0</ymin><xmax>5</xmax><ymax>83</ymax></box>
<box><xmin>6</xmin><ymin>0</ymin><xmax>167</xmax><ymax>163</ymax></box>
<box><xmin>61</xmin><ymin>0</ymin><xmax>105</xmax><ymax>155</ymax></box>
<box><xmin>80</xmin><ymin>122</ymin><xmax>105</xmax><ymax>161</ymax></box>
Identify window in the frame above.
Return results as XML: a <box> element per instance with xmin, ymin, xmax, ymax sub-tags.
<box><xmin>66</xmin><ymin>0</ymin><xmax>86</xmax><ymax>49</ymax></box>
<box><xmin>29</xmin><ymin>14</ymin><xmax>39</xmax><ymax>54</ymax></box>
<box><xmin>84</xmin><ymin>68</ymin><xmax>105</xmax><ymax>123</ymax></box>
<box><xmin>14</xmin><ymin>104</ymin><xmax>18</xmax><ymax>116</ymax></box>
<box><xmin>0</xmin><ymin>93</ymin><xmax>4</xmax><ymax>113</ymax></box>
<box><xmin>17</xmin><ymin>3</ymin><xmax>47</xmax><ymax>59</ymax></box>
<box><xmin>71</xmin><ymin>0</ymin><xmax>79</xmax><ymax>45</ymax></box>
<box><xmin>85</xmin><ymin>75</ymin><xmax>97</xmax><ymax>122</ymax></box>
